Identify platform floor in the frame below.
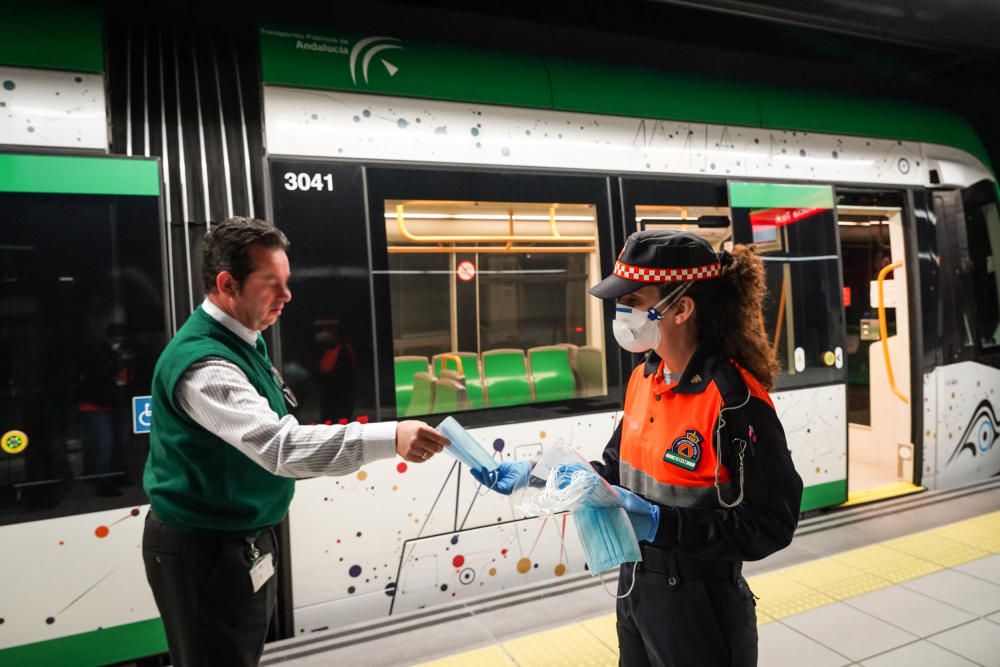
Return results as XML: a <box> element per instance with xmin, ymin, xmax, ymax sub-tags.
<box><xmin>263</xmin><ymin>485</ymin><xmax>1000</xmax><ymax>667</ymax></box>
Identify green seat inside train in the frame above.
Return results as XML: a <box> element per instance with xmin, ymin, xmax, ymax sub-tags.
<box><xmin>394</xmin><ymin>356</ymin><xmax>430</xmax><ymax>417</ymax></box>
<box><xmin>433</xmin><ymin>352</ymin><xmax>485</xmax><ymax>409</ymax></box>
<box><xmin>482</xmin><ymin>349</ymin><xmax>533</xmax><ymax>408</ymax></box>
<box><xmin>527</xmin><ymin>346</ymin><xmax>576</xmax><ymax>403</ymax></box>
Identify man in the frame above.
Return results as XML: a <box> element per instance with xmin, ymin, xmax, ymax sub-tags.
<box><xmin>142</xmin><ymin>217</ymin><xmax>449</xmax><ymax>666</ymax></box>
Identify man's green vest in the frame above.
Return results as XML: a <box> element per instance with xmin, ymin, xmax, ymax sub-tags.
<box><xmin>143</xmin><ymin>306</ymin><xmax>295</xmax><ymax>533</ymax></box>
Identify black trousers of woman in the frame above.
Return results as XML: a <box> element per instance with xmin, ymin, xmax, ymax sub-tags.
<box><xmin>616</xmin><ymin>560</ymin><xmax>758</xmax><ymax>667</ymax></box>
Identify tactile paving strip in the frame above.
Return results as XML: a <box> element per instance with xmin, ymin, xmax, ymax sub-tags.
<box><xmin>745</xmin><ymin>571</ymin><xmax>836</xmax><ymax>620</ymax></box>
<box><xmin>831</xmin><ymin>544</ymin><xmax>940</xmax><ymax>583</ymax></box>
<box><xmin>880</xmin><ymin>531</ymin><xmax>990</xmax><ymax>567</ymax></box>
<box><xmin>417</xmin><ymin>645</ymin><xmax>515</xmax><ymax>667</ymax></box>
<box><xmin>501</xmin><ymin>624</ymin><xmax>617</xmax><ymax>667</ymax></box>
<box><xmin>778</xmin><ymin>557</ymin><xmax>894</xmax><ymax>600</ymax></box>
<box><xmin>417</xmin><ymin>510</ymin><xmax>1000</xmax><ymax>665</ymax></box>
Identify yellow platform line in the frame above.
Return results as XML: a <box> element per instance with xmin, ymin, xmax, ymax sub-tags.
<box><xmin>841</xmin><ymin>482</ymin><xmax>924</xmax><ymax>507</ymax></box>
<box><xmin>413</xmin><ymin>510</ymin><xmax>1000</xmax><ymax>666</ymax></box>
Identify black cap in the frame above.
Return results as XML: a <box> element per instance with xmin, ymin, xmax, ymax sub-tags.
<box><xmin>589</xmin><ymin>230</ymin><xmax>722</xmax><ymax>299</ymax></box>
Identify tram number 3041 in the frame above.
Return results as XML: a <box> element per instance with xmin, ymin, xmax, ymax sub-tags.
<box><xmin>283</xmin><ymin>172</ymin><xmax>334</xmax><ymax>192</ymax></box>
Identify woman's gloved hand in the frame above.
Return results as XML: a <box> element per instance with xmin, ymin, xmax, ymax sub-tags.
<box><xmin>470</xmin><ymin>460</ymin><xmax>532</xmax><ymax>495</ymax></box>
<box><xmin>614</xmin><ymin>486</ymin><xmax>660</xmax><ymax>543</ymax></box>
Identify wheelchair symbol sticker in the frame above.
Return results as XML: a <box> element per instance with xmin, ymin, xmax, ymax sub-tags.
<box><xmin>132</xmin><ymin>396</ymin><xmax>152</xmax><ymax>434</ymax></box>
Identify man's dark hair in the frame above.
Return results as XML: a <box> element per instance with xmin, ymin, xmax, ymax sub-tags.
<box><xmin>202</xmin><ymin>216</ymin><xmax>290</xmax><ymax>293</ymax></box>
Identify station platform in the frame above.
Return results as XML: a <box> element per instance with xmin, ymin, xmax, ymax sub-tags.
<box><xmin>262</xmin><ymin>480</ymin><xmax>1000</xmax><ymax>667</ymax></box>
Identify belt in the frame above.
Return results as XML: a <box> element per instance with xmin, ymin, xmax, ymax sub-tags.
<box><xmin>639</xmin><ymin>544</ymin><xmax>741</xmax><ymax>582</ymax></box>
<box><xmin>147</xmin><ymin>509</ymin><xmax>275</xmax><ymax>540</ymax></box>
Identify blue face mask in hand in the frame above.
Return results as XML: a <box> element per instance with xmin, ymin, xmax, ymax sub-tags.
<box><xmin>436</xmin><ymin>417</ymin><xmax>498</xmax><ymax>473</ymax></box>
<box><xmin>574</xmin><ymin>506</ymin><xmax>642</xmax><ymax>575</ymax></box>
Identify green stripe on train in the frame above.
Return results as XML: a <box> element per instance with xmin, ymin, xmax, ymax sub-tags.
<box><xmin>0</xmin><ymin>3</ymin><xmax>103</xmax><ymax>72</ymax></box>
<box><xmin>258</xmin><ymin>26</ymin><xmax>991</xmax><ymax>170</ymax></box>
<box><xmin>0</xmin><ymin>618</ymin><xmax>166</xmax><ymax>667</ymax></box>
<box><xmin>728</xmin><ymin>182</ymin><xmax>835</xmax><ymax>210</ymax></box>
<box><xmin>801</xmin><ymin>479</ymin><xmax>848</xmax><ymax>512</ymax></box>
<box><xmin>0</xmin><ymin>154</ymin><xmax>160</xmax><ymax>196</ymax></box>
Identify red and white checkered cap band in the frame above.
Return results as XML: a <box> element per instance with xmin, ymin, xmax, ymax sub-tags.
<box><xmin>613</xmin><ymin>260</ymin><xmax>721</xmax><ymax>283</ymax></box>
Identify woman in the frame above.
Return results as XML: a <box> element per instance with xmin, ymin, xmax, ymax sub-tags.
<box><xmin>476</xmin><ymin>230</ymin><xmax>803</xmax><ymax>666</ymax></box>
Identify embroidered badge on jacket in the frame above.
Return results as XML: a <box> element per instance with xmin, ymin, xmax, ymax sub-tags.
<box><xmin>664</xmin><ymin>429</ymin><xmax>703</xmax><ymax>470</ymax></box>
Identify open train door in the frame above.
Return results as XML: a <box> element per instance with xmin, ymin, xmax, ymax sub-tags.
<box><xmin>836</xmin><ymin>193</ymin><xmax>919</xmax><ymax>503</ymax></box>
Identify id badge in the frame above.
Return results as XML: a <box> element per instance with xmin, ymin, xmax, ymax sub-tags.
<box><xmin>250</xmin><ymin>552</ymin><xmax>275</xmax><ymax>593</ymax></box>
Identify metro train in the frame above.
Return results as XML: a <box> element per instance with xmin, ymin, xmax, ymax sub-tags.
<box><xmin>1</xmin><ymin>7</ymin><xmax>999</xmax><ymax>664</ymax></box>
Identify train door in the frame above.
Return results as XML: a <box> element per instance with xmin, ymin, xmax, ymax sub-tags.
<box><xmin>0</xmin><ymin>153</ymin><xmax>167</xmax><ymax>662</ymax></box>
<box><xmin>727</xmin><ymin>182</ymin><xmax>849</xmax><ymax>511</ymax></box>
<box><xmin>836</xmin><ymin>193</ymin><xmax>919</xmax><ymax>502</ymax></box>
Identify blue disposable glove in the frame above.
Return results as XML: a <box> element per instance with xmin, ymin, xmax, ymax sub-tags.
<box><xmin>554</xmin><ymin>463</ymin><xmax>592</xmax><ymax>489</ymax></box>
<box><xmin>614</xmin><ymin>486</ymin><xmax>660</xmax><ymax>543</ymax></box>
<box><xmin>471</xmin><ymin>460</ymin><xmax>532</xmax><ymax>495</ymax></box>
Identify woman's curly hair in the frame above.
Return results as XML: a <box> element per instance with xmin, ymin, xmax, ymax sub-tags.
<box><xmin>665</xmin><ymin>245</ymin><xmax>778</xmax><ymax>389</ymax></box>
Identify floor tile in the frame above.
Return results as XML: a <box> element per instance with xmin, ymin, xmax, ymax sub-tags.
<box><xmin>857</xmin><ymin>640</ymin><xmax>979</xmax><ymax>667</ymax></box>
<box><xmin>954</xmin><ymin>554</ymin><xmax>1000</xmax><ymax>585</ymax></box>
<box><xmin>929</xmin><ymin>619</ymin><xmax>1000</xmax><ymax>666</ymax></box>
<box><xmin>844</xmin><ymin>584</ymin><xmax>977</xmax><ymax>637</ymax></box>
<box><xmin>903</xmin><ymin>568</ymin><xmax>1000</xmax><ymax>616</ymax></box>
<box><xmin>781</xmin><ymin>602</ymin><xmax>916</xmax><ymax>662</ymax></box>
<box><xmin>757</xmin><ymin>622</ymin><xmax>851</xmax><ymax>667</ymax></box>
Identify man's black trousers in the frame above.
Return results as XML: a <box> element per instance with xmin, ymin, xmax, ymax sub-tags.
<box><xmin>142</xmin><ymin>513</ymin><xmax>278</xmax><ymax>666</ymax></box>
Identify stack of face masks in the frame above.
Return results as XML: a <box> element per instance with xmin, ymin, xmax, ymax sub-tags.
<box><xmin>436</xmin><ymin>417</ymin><xmax>499</xmax><ymax>473</ymax></box>
<box><xmin>518</xmin><ymin>446</ymin><xmax>641</xmax><ymax>575</ymax></box>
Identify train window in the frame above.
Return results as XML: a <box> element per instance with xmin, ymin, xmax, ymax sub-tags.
<box><xmin>0</xmin><ymin>188</ymin><xmax>166</xmax><ymax>525</ymax></box>
<box><xmin>729</xmin><ymin>182</ymin><xmax>846</xmax><ymax>389</ymax></box>
<box><xmin>962</xmin><ymin>181</ymin><xmax>1000</xmax><ymax>351</ymax></box>
<box><xmin>269</xmin><ymin>161</ymin><xmax>379</xmax><ymax>426</ymax></box>
<box><xmin>382</xmin><ymin>199</ymin><xmax>606</xmax><ymax>417</ymax></box>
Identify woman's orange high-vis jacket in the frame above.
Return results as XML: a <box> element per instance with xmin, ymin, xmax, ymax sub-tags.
<box><xmin>592</xmin><ymin>346</ymin><xmax>804</xmax><ymax>562</ymax></box>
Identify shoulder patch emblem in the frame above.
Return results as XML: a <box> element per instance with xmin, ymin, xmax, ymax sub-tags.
<box><xmin>664</xmin><ymin>429</ymin><xmax>703</xmax><ymax>470</ymax></box>
<box><xmin>690</xmin><ymin>374</ymin><xmax>703</xmax><ymax>384</ymax></box>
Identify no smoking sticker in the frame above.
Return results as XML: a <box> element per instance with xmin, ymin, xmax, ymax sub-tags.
<box><xmin>456</xmin><ymin>260</ymin><xmax>476</xmax><ymax>282</ymax></box>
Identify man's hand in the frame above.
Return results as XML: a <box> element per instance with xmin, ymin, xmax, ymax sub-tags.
<box><xmin>396</xmin><ymin>421</ymin><xmax>450</xmax><ymax>463</ymax></box>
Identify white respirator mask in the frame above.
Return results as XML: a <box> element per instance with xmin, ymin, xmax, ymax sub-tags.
<box><xmin>612</xmin><ymin>282</ymin><xmax>693</xmax><ymax>353</ymax></box>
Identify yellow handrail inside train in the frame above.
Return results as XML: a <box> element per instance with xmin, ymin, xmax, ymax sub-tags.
<box><xmin>877</xmin><ymin>261</ymin><xmax>909</xmax><ymax>404</ymax></box>
<box><xmin>437</xmin><ymin>354</ymin><xmax>464</xmax><ymax>376</ymax></box>
<box><xmin>394</xmin><ymin>204</ymin><xmax>596</xmax><ymax>244</ymax></box>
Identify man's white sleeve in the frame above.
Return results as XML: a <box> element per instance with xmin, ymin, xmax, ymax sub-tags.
<box><xmin>174</xmin><ymin>358</ymin><xmax>397</xmax><ymax>478</ymax></box>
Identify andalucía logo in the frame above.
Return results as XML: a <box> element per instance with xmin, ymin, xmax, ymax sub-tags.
<box><xmin>349</xmin><ymin>36</ymin><xmax>403</xmax><ymax>86</ymax></box>
<box><xmin>664</xmin><ymin>429</ymin><xmax>703</xmax><ymax>471</ymax></box>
